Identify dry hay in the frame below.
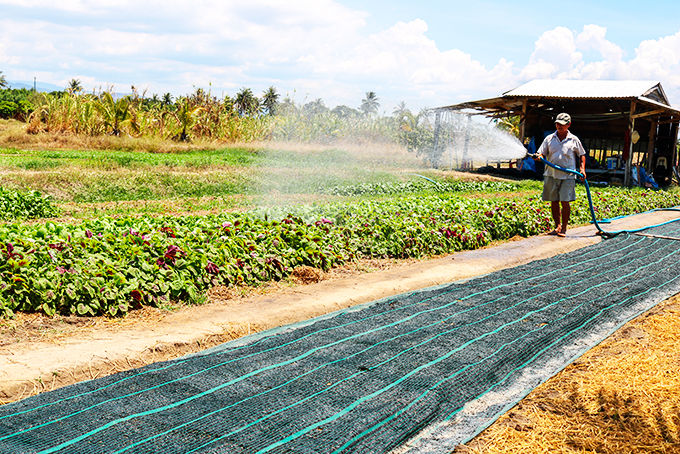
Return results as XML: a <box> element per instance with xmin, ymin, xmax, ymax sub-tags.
<box><xmin>291</xmin><ymin>265</ymin><xmax>325</xmax><ymax>284</ymax></box>
<box><xmin>0</xmin><ymin>120</ymin><xmax>234</xmax><ymax>153</ymax></box>
<box><xmin>458</xmin><ymin>295</ymin><xmax>680</xmax><ymax>454</ymax></box>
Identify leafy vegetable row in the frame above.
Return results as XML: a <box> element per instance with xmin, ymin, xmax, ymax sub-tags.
<box><xmin>322</xmin><ymin>179</ymin><xmax>521</xmax><ymax>196</ymax></box>
<box><xmin>1</xmin><ymin>187</ymin><xmax>678</xmax><ymax>317</ymax></box>
<box><xmin>0</xmin><ymin>187</ymin><xmax>59</xmax><ymax>220</ymax></box>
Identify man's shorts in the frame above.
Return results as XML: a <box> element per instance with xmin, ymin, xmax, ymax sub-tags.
<box><xmin>542</xmin><ymin>176</ymin><xmax>576</xmax><ymax>202</ymax></box>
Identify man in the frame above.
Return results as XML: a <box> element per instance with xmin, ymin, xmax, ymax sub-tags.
<box><xmin>535</xmin><ymin>112</ymin><xmax>586</xmax><ymax>237</ymax></box>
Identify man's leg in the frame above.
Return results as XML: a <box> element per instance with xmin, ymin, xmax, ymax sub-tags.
<box><xmin>559</xmin><ymin>201</ymin><xmax>570</xmax><ymax>235</ymax></box>
<box><xmin>550</xmin><ymin>201</ymin><xmax>561</xmax><ymax>231</ymax></box>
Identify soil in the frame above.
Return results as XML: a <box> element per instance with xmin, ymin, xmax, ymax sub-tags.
<box><xmin>1</xmin><ymin>209</ymin><xmax>679</xmax><ymax>451</ymax></box>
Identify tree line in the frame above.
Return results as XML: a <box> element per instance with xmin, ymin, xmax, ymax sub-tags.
<box><xmin>0</xmin><ymin>71</ymin><xmax>436</xmax><ymax>154</ymax></box>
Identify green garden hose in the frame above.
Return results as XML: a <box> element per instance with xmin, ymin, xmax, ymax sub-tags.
<box><xmin>531</xmin><ymin>154</ymin><xmax>680</xmax><ymax>238</ymax></box>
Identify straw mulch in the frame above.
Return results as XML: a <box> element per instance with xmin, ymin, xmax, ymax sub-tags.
<box><xmin>458</xmin><ymin>295</ymin><xmax>680</xmax><ymax>454</ymax></box>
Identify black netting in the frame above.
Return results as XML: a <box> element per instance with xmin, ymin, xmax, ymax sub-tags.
<box><xmin>2</xmin><ymin>221</ymin><xmax>680</xmax><ymax>453</ymax></box>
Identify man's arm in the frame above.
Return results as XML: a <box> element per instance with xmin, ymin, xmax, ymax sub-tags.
<box><xmin>574</xmin><ymin>136</ymin><xmax>587</xmax><ymax>180</ymax></box>
<box><xmin>534</xmin><ymin>136</ymin><xmax>550</xmax><ymax>160</ymax></box>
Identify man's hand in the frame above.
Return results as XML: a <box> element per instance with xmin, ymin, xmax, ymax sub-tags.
<box><xmin>579</xmin><ymin>168</ymin><xmax>586</xmax><ymax>181</ymax></box>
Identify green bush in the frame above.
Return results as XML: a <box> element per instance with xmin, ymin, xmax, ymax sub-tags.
<box><xmin>0</xmin><ymin>101</ymin><xmax>17</xmax><ymax>119</ymax></box>
<box><xmin>0</xmin><ymin>89</ymin><xmax>34</xmax><ymax>119</ymax></box>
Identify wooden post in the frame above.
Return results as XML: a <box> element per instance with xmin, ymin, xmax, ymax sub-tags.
<box><xmin>672</xmin><ymin>121</ymin><xmax>679</xmax><ymax>170</ymax></box>
<box><xmin>647</xmin><ymin>118</ymin><xmax>657</xmax><ymax>171</ymax></box>
<box><xmin>432</xmin><ymin>110</ymin><xmax>442</xmax><ymax>169</ymax></box>
<box><xmin>463</xmin><ymin>114</ymin><xmax>471</xmax><ymax>170</ymax></box>
<box><xmin>519</xmin><ymin>99</ymin><xmax>528</xmax><ymax>144</ymax></box>
<box><xmin>624</xmin><ymin>101</ymin><xmax>636</xmax><ymax>186</ymax></box>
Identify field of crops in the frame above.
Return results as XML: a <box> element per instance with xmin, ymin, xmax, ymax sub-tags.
<box><xmin>1</xmin><ymin>143</ymin><xmax>679</xmax><ymax>318</ymax></box>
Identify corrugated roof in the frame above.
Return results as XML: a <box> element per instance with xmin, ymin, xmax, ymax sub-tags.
<box><xmin>503</xmin><ymin>79</ymin><xmax>665</xmax><ymax>102</ymax></box>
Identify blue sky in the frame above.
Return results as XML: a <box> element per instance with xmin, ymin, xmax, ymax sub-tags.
<box><xmin>1</xmin><ymin>0</ymin><xmax>679</xmax><ymax>113</ymax></box>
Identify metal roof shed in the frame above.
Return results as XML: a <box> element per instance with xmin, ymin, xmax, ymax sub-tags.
<box><xmin>437</xmin><ymin>79</ymin><xmax>680</xmax><ymax>186</ymax></box>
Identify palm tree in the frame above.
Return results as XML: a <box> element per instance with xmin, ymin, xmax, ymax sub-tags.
<box><xmin>67</xmin><ymin>79</ymin><xmax>83</xmax><ymax>94</ymax></box>
<box><xmin>360</xmin><ymin>91</ymin><xmax>380</xmax><ymax>116</ymax></box>
<box><xmin>302</xmin><ymin>98</ymin><xmax>328</xmax><ymax>117</ymax></box>
<box><xmin>235</xmin><ymin>87</ymin><xmax>259</xmax><ymax>116</ymax></box>
<box><xmin>331</xmin><ymin>105</ymin><xmax>359</xmax><ymax>119</ymax></box>
<box><xmin>95</xmin><ymin>92</ymin><xmax>137</xmax><ymax>136</ymax></box>
<box><xmin>277</xmin><ymin>96</ymin><xmax>297</xmax><ymax>115</ymax></box>
<box><xmin>392</xmin><ymin>101</ymin><xmax>409</xmax><ymax>119</ymax></box>
<box><xmin>495</xmin><ymin>115</ymin><xmax>520</xmax><ymax>138</ymax></box>
<box><xmin>162</xmin><ymin>93</ymin><xmax>173</xmax><ymax>107</ymax></box>
<box><xmin>261</xmin><ymin>86</ymin><xmax>280</xmax><ymax>116</ymax></box>
<box><xmin>0</xmin><ymin>71</ymin><xmax>8</xmax><ymax>89</ymax></box>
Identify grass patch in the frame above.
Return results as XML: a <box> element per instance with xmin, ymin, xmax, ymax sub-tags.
<box><xmin>0</xmin><ymin>143</ymin><xmax>425</xmax><ymax>211</ymax></box>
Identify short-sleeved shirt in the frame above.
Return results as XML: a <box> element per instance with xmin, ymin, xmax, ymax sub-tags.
<box><xmin>538</xmin><ymin>131</ymin><xmax>586</xmax><ymax>180</ymax></box>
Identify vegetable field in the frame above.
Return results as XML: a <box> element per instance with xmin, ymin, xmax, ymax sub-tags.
<box><xmin>1</xmin><ymin>145</ymin><xmax>679</xmax><ymax>318</ymax></box>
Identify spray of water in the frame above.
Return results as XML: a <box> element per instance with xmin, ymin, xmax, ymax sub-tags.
<box><xmin>248</xmin><ymin>140</ymin><xmax>427</xmax><ymax>210</ymax></box>
<box><xmin>246</xmin><ymin>108</ymin><xmax>526</xmax><ymax>219</ymax></box>
<box><xmin>431</xmin><ymin>111</ymin><xmax>527</xmax><ymax>169</ymax></box>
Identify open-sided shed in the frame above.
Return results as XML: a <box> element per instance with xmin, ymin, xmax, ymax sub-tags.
<box><xmin>437</xmin><ymin>79</ymin><xmax>680</xmax><ymax>186</ymax></box>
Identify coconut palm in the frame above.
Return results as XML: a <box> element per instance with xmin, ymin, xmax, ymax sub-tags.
<box><xmin>331</xmin><ymin>105</ymin><xmax>359</xmax><ymax>119</ymax></box>
<box><xmin>302</xmin><ymin>98</ymin><xmax>328</xmax><ymax>118</ymax></box>
<box><xmin>397</xmin><ymin>108</ymin><xmax>434</xmax><ymax>156</ymax></box>
<box><xmin>495</xmin><ymin>115</ymin><xmax>520</xmax><ymax>138</ymax></box>
<box><xmin>235</xmin><ymin>87</ymin><xmax>259</xmax><ymax>116</ymax></box>
<box><xmin>162</xmin><ymin>93</ymin><xmax>173</xmax><ymax>107</ymax></box>
<box><xmin>392</xmin><ymin>101</ymin><xmax>409</xmax><ymax>119</ymax></box>
<box><xmin>360</xmin><ymin>91</ymin><xmax>380</xmax><ymax>117</ymax></box>
<box><xmin>0</xmin><ymin>71</ymin><xmax>8</xmax><ymax>89</ymax></box>
<box><xmin>277</xmin><ymin>96</ymin><xmax>297</xmax><ymax>115</ymax></box>
<box><xmin>261</xmin><ymin>86</ymin><xmax>280</xmax><ymax>116</ymax></box>
<box><xmin>67</xmin><ymin>79</ymin><xmax>83</xmax><ymax>94</ymax></box>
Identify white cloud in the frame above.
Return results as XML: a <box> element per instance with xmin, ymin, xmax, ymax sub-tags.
<box><xmin>627</xmin><ymin>31</ymin><xmax>680</xmax><ymax>78</ymax></box>
<box><xmin>515</xmin><ymin>24</ymin><xmax>680</xmax><ymax>104</ymax></box>
<box><xmin>2</xmin><ymin>2</ymin><xmax>680</xmax><ymax>110</ymax></box>
<box><xmin>576</xmin><ymin>24</ymin><xmax>624</xmax><ymax>62</ymax></box>
<box><xmin>624</xmin><ymin>31</ymin><xmax>680</xmax><ymax>103</ymax></box>
<box><xmin>520</xmin><ymin>27</ymin><xmax>583</xmax><ymax>79</ymax></box>
<box><xmin>289</xmin><ymin>19</ymin><xmax>516</xmax><ymax>107</ymax></box>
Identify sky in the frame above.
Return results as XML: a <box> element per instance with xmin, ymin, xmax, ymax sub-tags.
<box><xmin>1</xmin><ymin>0</ymin><xmax>680</xmax><ymax>114</ymax></box>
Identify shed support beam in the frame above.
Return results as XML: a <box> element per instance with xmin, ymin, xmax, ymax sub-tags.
<box><xmin>647</xmin><ymin>119</ymin><xmax>657</xmax><ymax>171</ymax></box>
<box><xmin>432</xmin><ymin>110</ymin><xmax>442</xmax><ymax>169</ymax></box>
<box><xmin>519</xmin><ymin>99</ymin><xmax>528</xmax><ymax>144</ymax></box>
<box><xmin>463</xmin><ymin>114</ymin><xmax>472</xmax><ymax>170</ymax></box>
<box><xmin>624</xmin><ymin>101</ymin><xmax>636</xmax><ymax>187</ymax></box>
<box><xmin>672</xmin><ymin>122</ymin><xmax>679</xmax><ymax>171</ymax></box>
<box><xmin>631</xmin><ymin>108</ymin><xmax>665</xmax><ymax>120</ymax></box>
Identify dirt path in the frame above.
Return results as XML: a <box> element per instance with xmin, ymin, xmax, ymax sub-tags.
<box><xmin>1</xmin><ymin>210</ymin><xmax>679</xmax><ymax>406</ymax></box>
